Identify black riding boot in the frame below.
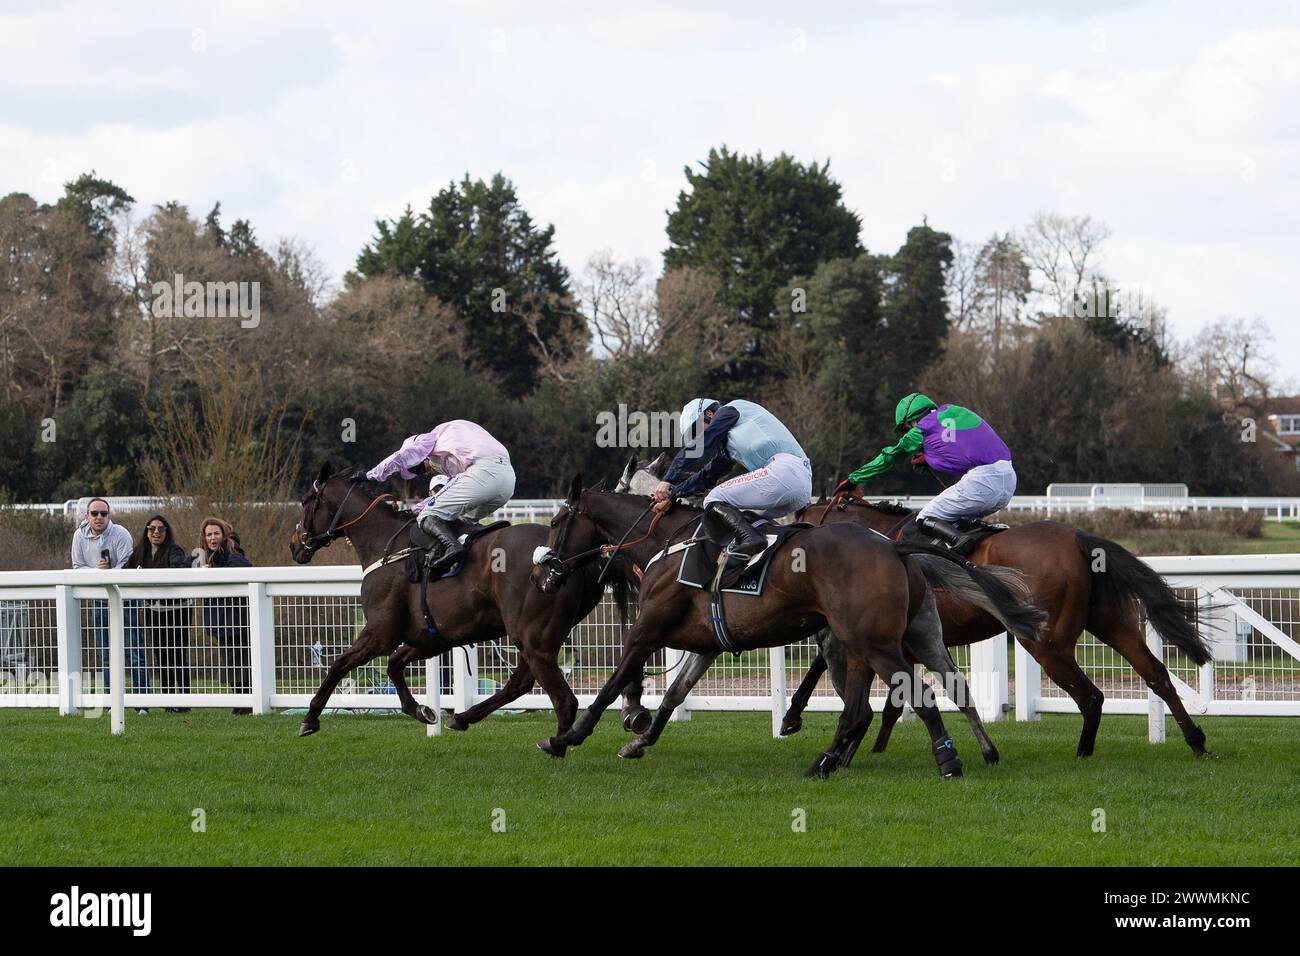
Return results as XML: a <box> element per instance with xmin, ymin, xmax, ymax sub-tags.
<box><xmin>914</xmin><ymin>515</ymin><xmax>976</xmax><ymax>552</ymax></box>
<box><xmin>420</xmin><ymin>514</ymin><xmax>467</xmax><ymax>573</ymax></box>
<box><xmin>705</xmin><ymin>502</ymin><xmax>767</xmax><ymax>560</ymax></box>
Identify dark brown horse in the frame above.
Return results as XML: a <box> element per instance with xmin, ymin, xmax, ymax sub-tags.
<box><xmin>782</xmin><ymin>494</ymin><xmax>1215</xmax><ymax>758</ymax></box>
<box><xmin>530</xmin><ymin>477</ymin><xmax>1047</xmax><ymax>778</ymax></box>
<box><xmin>289</xmin><ymin>463</ymin><xmax>639</xmax><ymax>738</ymax></box>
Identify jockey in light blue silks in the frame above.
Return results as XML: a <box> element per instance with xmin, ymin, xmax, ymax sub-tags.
<box><xmin>651</xmin><ymin>399</ymin><xmax>813</xmax><ymax>559</ymax></box>
<box><xmin>367</xmin><ymin>420</ymin><xmax>515</xmax><ymax>571</ymax></box>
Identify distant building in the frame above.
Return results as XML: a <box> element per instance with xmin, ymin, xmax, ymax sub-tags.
<box><xmin>1261</xmin><ymin>396</ymin><xmax>1300</xmax><ymax>471</ymax></box>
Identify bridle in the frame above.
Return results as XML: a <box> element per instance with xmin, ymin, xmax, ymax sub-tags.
<box><xmin>296</xmin><ymin>477</ymin><xmax>396</xmax><ymax>556</ymax></box>
<box><xmin>532</xmin><ymin>494</ymin><xmax>662</xmax><ymax>590</ymax></box>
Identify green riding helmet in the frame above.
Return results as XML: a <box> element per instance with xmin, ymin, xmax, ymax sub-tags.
<box><xmin>894</xmin><ymin>393</ymin><xmax>938</xmax><ymax>433</ymax></box>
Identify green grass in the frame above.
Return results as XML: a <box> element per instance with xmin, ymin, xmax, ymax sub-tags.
<box><xmin>1</xmin><ymin>709</ymin><xmax>1296</xmax><ymax>866</ymax></box>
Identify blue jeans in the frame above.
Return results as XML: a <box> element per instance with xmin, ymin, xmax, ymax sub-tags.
<box><xmin>89</xmin><ymin>600</ymin><xmax>149</xmax><ymax>693</ymax></box>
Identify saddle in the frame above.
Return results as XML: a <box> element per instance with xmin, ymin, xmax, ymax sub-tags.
<box><xmin>895</xmin><ymin>514</ymin><xmax>1009</xmax><ymax>558</ymax></box>
<box><xmin>651</xmin><ymin>516</ymin><xmax>810</xmax><ymax>655</ymax></box>
<box><xmin>403</xmin><ymin>519</ymin><xmax>510</xmax><ymax>583</ymax></box>
<box><xmin>404</xmin><ymin>519</ymin><xmax>510</xmax><ymax>637</ymax></box>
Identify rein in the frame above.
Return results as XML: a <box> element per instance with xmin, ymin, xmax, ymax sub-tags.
<box><xmin>301</xmin><ymin>478</ymin><xmax>397</xmax><ymax>553</ymax></box>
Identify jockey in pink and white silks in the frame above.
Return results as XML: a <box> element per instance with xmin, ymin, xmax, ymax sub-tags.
<box><xmin>651</xmin><ymin>399</ymin><xmax>813</xmax><ymax>560</ymax></box>
<box><xmin>367</xmin><ymin>420</ymin><xmax>515</xmax><ymax>571</ymax></box>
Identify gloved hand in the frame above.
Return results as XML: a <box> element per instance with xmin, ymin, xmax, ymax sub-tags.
<box><xmin>909</xmin><ymin>451</ymin><xmax>929</xmax><ymax>473</ymax></box>
<box><xmin>833</xmin><ymin>479</ymin><xmax>857</xmax><ymax>497</ymax></box>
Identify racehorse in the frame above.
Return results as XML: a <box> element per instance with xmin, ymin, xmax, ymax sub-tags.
<box><xmin>289</xmin><ymin>463</ymin><xmax>642</xmax><ymax>738</ymax></box>
<box><xmin>530</xmin><ymin>476</ymin><xmax>1047</xmax><ymax>778</ymax></box>
<box><xmin>780</xmin><ymin>493</ymin><xmax>1216</xmax><ymax>759</ymax></box>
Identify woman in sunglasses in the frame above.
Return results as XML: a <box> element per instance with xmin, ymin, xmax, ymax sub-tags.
<box><xmin>126</xmin><ymin>515</ymin><xmax>192</xmax><ymax>711</ymax></box>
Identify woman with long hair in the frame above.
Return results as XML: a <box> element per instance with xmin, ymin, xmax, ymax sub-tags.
<box><xmin>126</xmin><ymin>514</ymin><xmax>191</xmax><ymax>711</ymax></box>
<box><xmin>195</xmin><ymin>518</ymin><xmax>253</xmax><ymax>715</ymax></box>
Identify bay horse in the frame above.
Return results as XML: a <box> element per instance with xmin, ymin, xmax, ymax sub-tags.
<box><xmin>530</xmin><ymin>477</ymin><xmax>1047</xmax><ymax>778</ymax></box>
<box><xmin>288</xmin><ymin>463</ymin><xmax>641</xmax><ymax>738</ymax></box>
<box><xmin>781</xmin><ymin>493</ymin><xmax>1216</xmax><ymax>758</ymax></box>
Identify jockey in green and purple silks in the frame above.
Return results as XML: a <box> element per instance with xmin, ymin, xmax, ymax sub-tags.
<box><xmin>840</xmin><ymin>393</ymin><xmax>1016</xmax><ymax>550</ymax></box>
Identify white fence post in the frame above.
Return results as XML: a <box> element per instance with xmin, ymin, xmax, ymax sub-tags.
<box><xmin>249</xmin><ymin>583</ymin><xmax>275</xmax><ymax>715</ymax></box>
<box><xmin>107</xmin><ymin>585</ymin><xmax>125</xmax><ymax>735</ymax></box>
<box><xmin>452</xmin><ymin>645</ymin><xmax>476</xmax><ymax>714</ymax></box>
<box><xmin>1147</xmin><ymin>622</ymin><xmax>1166</xmax><ymax>743</ymax></box>
<box><xmin>427</xmin><ymin>655</ymin><xmax>443</xmax><ymax>736</ymax></box>
<box><xmin>969</xmin><ymin>634</ymin><xmax>1008</xmax><ymax>722</ymax></box>
<box><xmin>55</xmin><ymin>584</ymin><xmax>79</xmax><ymax>716</ymax></box>
<box><xmin>769</xmin><ymin>645</ymin><xmax>787</xmax><ymax>738</ymax></box>
<box><xmin>666</xmin><ymin>647</ymin><xmax>691</xmax><ymax>722</ymax></box>
<box><xmin>1014</xmin><ymin>640</ymin><xmax>1040</xmax><ymax>721</ymax></box>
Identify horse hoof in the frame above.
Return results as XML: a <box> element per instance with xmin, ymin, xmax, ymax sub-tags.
<box><xmin>983</xmin><ymin>748</ymin><xmax>1000</xmax><ymax>766</ymax></box>
<box><xmin>618</xmin><ymin>739</ymin><xmax>647</xmax><ymax>759</ymax></box>
<box><xmin>779</xmin><ymin>716</ymin><xmax>802</xmax><ymax>737</ymax></box>
<box><xmin>804</xmin><ymin>752</ymin><xmax>837</xmax><ymax>779</ymax></box>
<box><xmin>297</xmin><ymin>722</ymin><xmax>319</xmax><ymax>737</ymax></box>
<box><xmin>537</xmin><ymin>737</ymin><xmax>567</xmax><ymax>758</ymax></box>
<box><xmin>446</xmin><ymin>714</ymin><xmax>469</xmax><ymax>732</ymax></box>
<box><xmin>941</xmin><ymin>766</ymin><xmax>964</xmax><ymax>780</ymax></box>
<box><xmin>1196</xmin><ymin>749</ymin><xmax>1217</xmax><ymax>760</ymax></box>
<box><xmin>414</xmin><ymin>705</ymin><xmax>438</xmax><ymax>726</ymax></box>
<box><xmin>622</xmin><ymin>708</ymin><xmax>652</xmax><ymax>734</ymax></box>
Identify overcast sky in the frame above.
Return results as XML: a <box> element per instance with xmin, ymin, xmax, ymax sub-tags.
<box><xmin>2</xmin><ymin>0</ymin><xmax>1296</xmax><ymax>377</ymax></box>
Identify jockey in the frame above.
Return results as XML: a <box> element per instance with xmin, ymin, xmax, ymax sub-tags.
<box><xmin>651</xmin><ymin>399</ymin><xmax>813</xmax><ymax>560</ymax></box>
<box><xmin>840</xmin><ymin>393</ymin><xmax>1016</xmax><ymax>550</ymax></box>
<box><xmin>367</xmin><ymin>420</ymin><xmax>515</xmax><ymax>571</ymax></box>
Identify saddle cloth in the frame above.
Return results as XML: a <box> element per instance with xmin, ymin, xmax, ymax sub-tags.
<box><xmin>404</xmin><ymin>519</ymin><xmax>510</xmax><ymax>582</ymax></box>
<box><xmin>675</xmin><ymin>517</ymin><xmax>811</xmax><ymax>595</ymax></box>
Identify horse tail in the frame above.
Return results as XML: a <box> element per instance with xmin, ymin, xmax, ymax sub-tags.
<box><xmin>901</xmin><ymin>545</ymin><xmax>1047</xmax><ymax>645</ymax></box>
<box><xmin>1075</xmin><ymin>532</ymin><xmax>1212</xmax><ymax>666</ymax></box>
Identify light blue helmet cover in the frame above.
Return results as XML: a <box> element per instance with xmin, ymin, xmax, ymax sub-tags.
<box><xmin>679</xmin><ymin>398</ymin><xmax>720</xmax><ymax>442</ymax></box>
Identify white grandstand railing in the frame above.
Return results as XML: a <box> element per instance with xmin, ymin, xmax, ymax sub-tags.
<box><xmin>1</xmin><ymin>556</ymin><xmax>1297</xmax><ymax>742</ymax></box>
<box><xmin>12</xmin><ymin>493</ymin><xmax>1299</xmax><ymax>520</ymax></box>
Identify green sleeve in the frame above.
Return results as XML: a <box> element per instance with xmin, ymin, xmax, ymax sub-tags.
<box><xmin>847</xmin><ymin>427</ymin><xmax>924</xmax><ymax>483</ymax></box>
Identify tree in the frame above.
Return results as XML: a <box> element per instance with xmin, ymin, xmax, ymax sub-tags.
<box><xmin>973</xmin><ymin>232</ymin><xmax>1031</xmax><ymax>354</ymax></box>
<box><xmin>1019</xmin><ymin>211</ymin><xmax>1110</xmax><ymax>317</ymax></box>
<box><xmin>879</xmin><ymin>223</ymin><xmax>954</xmax><ymax>402</ymax></box>
<box><xmin>55</xmin><ymin>171</ymin><xmax>134</xmax><ymax>260</ymax></box>
<box><xmin>663</xmin><ymin>147</ymin><xmax>862</xmax><ymax>387</ymax></box>
<box><xmin>354</xmin><ymin>173</ymin><xmax>579</xmax><ymax>397</ymax></box>
<box><xmin>1185</xmin><ymin>317</ymin><xmax>1276</xmax><ymax>417</ymax></box>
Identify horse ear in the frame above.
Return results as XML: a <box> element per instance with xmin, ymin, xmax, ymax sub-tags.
<box><xmin>589</xmin><ymin>476</ymin><xmax>607</xmax><ymax>493</ymax></box>
<box><xmin>317</xmin><ymin>462</ymin><xmax>333</xmax><ymax>483</ymax></box>
<box><xmin>620</xmin><ymin>454</ymin><xmax>638</xmax><ymax>486</ymax></box>
<box><xmin>567</xmin><ymin>473</ymin><xmax>583</xmax><ymax>503</ymax></box>
<box><xmin>651</xmin><ymin>450</ymin><xmax>671</xmax><ymax>477</ymax></box>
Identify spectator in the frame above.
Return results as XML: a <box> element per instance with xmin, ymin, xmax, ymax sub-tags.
<box><xmin>70</xmin><ymin>498</ymin><xmax>149</xmax><ymax>710</ymax></box>
<box><xmin>195</xmin><ymin>517</ymin><xmax>253</xmax><ymax>715</ymax></box>
<box><xmin>125</xmin><ymin>515</ymin><xmax>191</xmax><ymax>713</ymax></box>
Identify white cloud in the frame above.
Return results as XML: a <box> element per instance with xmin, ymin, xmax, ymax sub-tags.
<box><xmin>1</xmin><ymin>0</ymin><xmax>1297</xmax><ymax>366</ymax></box>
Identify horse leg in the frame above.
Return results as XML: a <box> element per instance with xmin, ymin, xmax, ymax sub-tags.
<box><xmin>871</xmin><ymin>685</ymin><xmax>907</xmax><ymax>753</ymax></box>
<box><xmin>903</xmin><ymin>591</ymin><xmax>1000</xmax><ymax>765</ymax></box>
<box><xmin>619</xmin><ymin>657</ymin><xmax>652</xmax><ymax>734</ymax></box>
<box><xmin>299</xmin><ymin>626</ymin><xmax>395</xmax><ymax>737</ymax></box>
<box><xmin>780</xmin><ymin>647</ymin><xmax>828</xmax><ymax>737</ymax></box>
<box><xmin>1092</xmin><ymin>606</ymin><xmax>1213</xmax><ymax>758</ymax></box>
<box><xmin>876</xmin><ymin>646</ymin><xmax>964</xmax><ymax>779</ymax></box>
<box><xmin>524</xmin><ymin>648</ymin><xmax>579</xmax><ymax>737</ymax></box>
<box><xmin>805</xmin><ymin>655</ymin><xmax>872</xmax><ymax>779</ymax></box>
<box><xmin>1026</xmin><ymin>640</ymin><xmax>1106</xmax><ymax>757</ymax></box>
<box><xmin>387</xmin><ymin>642</ymin><xmax>442</xmax><ymax>726</ymax></box>
<box><xmin>538</xmin><ymin>619</ymin><xmax>661</xmax><ymax>757</ymax></box>
<box><xmin>836</xmin><ymin>675</ymin><xmax>876</xmax><ymax>768</ymax></box>
<box><xmin>618</xmin><ymin>651</ymin><xmax>719</xmax><ymax>759</ymax></box>
<box><xmin>445</xmin><ymin>657</ymin><xmax>536</xmax><ymax>731</ymax></box>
